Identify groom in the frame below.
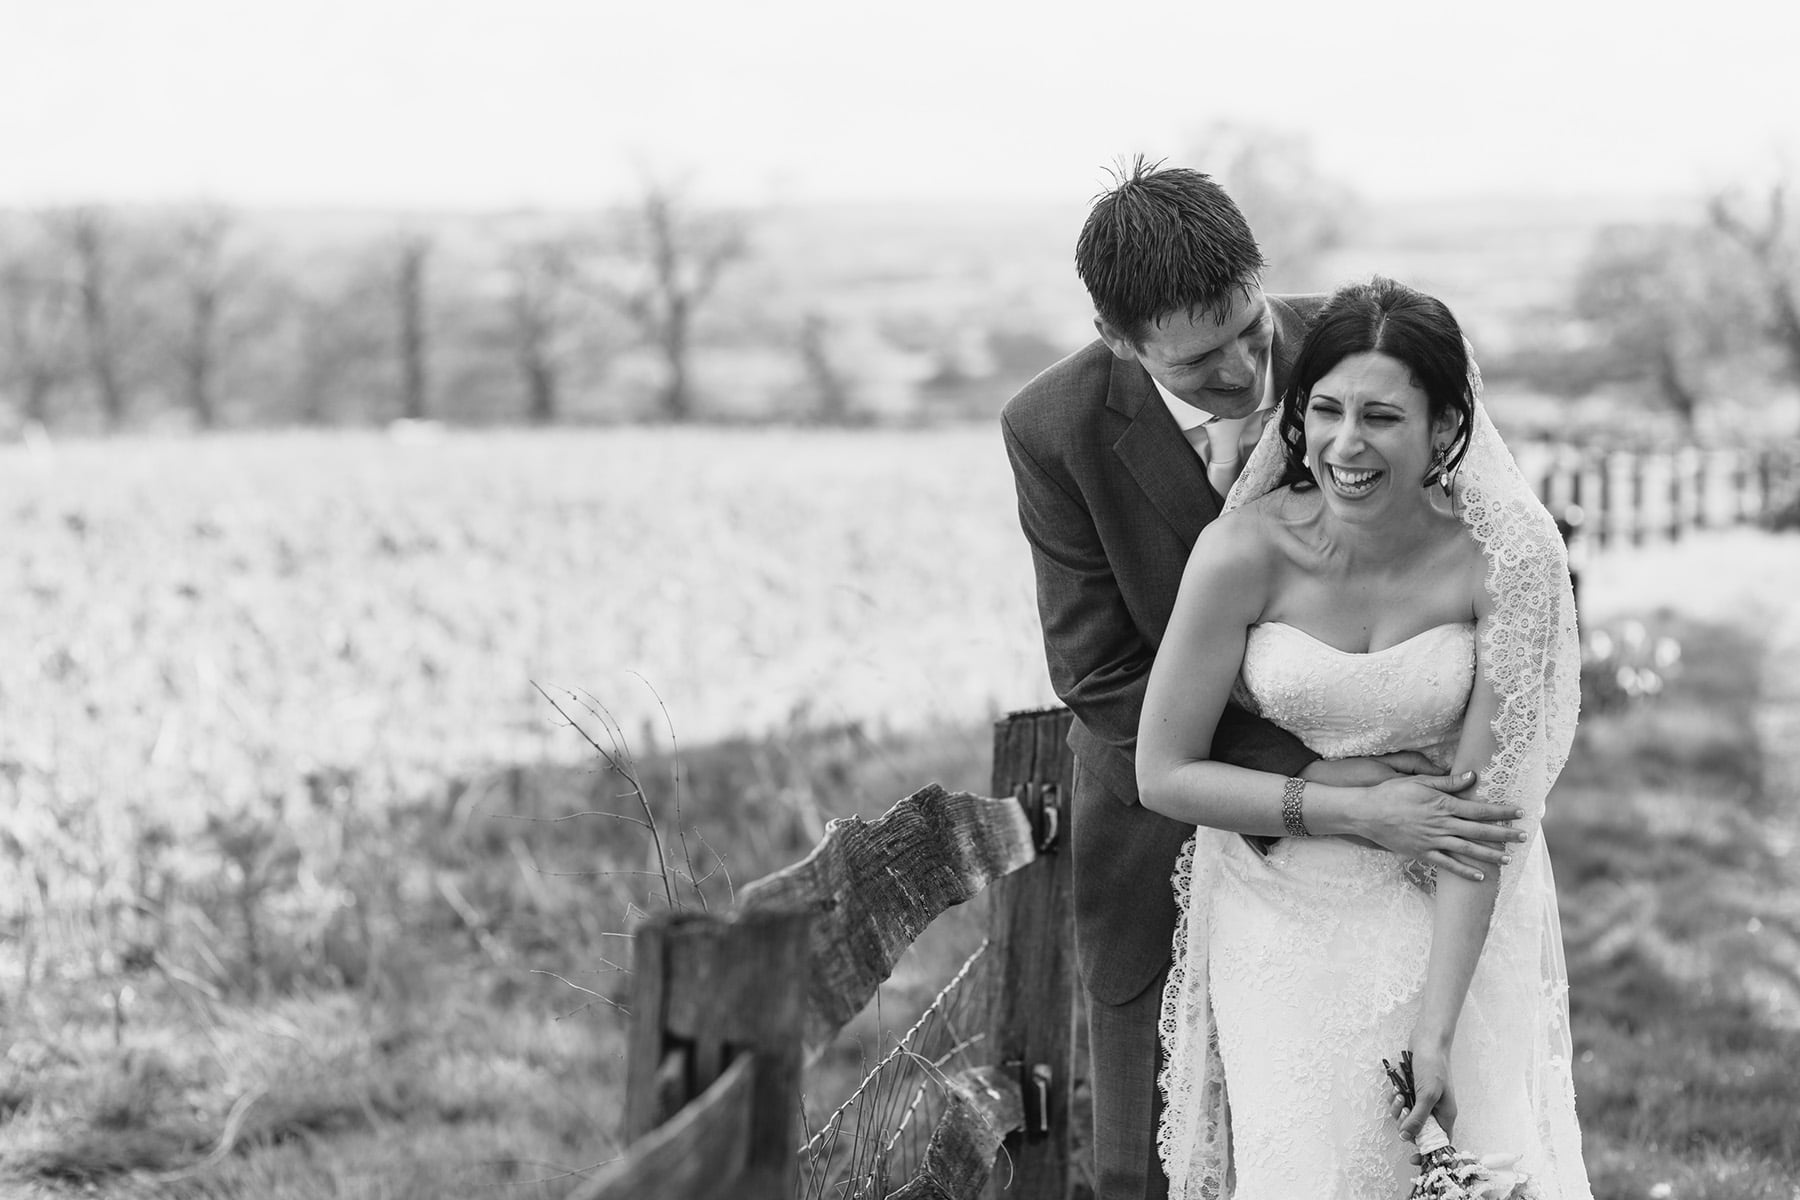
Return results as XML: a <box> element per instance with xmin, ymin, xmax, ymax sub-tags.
<box><xmin>999</xmin><ymin>161</ymin><xmax>1514</xmax><ymax>1198</ymax></box>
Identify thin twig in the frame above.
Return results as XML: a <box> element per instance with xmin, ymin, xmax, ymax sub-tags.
<box><xmin>535</xmin><ymin>970</ymin><xmax>630</xmax><ymax>1020</ymax></box>
<box><xmin>692</xmin><ymin>831</ymin><xmax>735</xmax><ymax>907</ymax></box>
<box><xmin>554</xmin><ymin>997</ymin><xmax>628</xmax><ymax>1021</ymax></box>
<box><xmin>535</xmin><ymin>866</ymin><xmax>694</xmax><ymax>882</ymax></box>
<box><xmin>489</xmin><ymin>810</ymin><xmax>652</xmax><ymax>829</ymax></box>
<box><xmin>532</xmin><ymin>968</ymin><xmax>605</xmax><ymax>1000</ymax></box>
<box><xmin>534</xmin><ymin>682</ymin><xmax>674</xmax><ymax>909</ymax></box>
<box><xmin>631</xmin><ymin>671</ymin><xmax>702</xmax><ymax>910</ymax></box>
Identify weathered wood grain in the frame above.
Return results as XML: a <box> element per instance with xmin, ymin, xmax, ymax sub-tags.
<box><xmin>884</xmin><ymin>1066</ymin><xmax>1024</xmax><ymax>1200</ymax></box>
<box><xmin>623</xmin><ymin>906</ymin><xmax>668</xmax><ymax>1142</ymax></box>
<box><xmin>613</xmin><ymin>907</ymin><xmax>810</xmax><ymax>1200</ymax></box>
<box><xmin>569</xmin><ymin>1054</ymin><xmax>754</xmax><ymax>1200</ymax></box>
<box><xmin>984</xmin><ymin>708</ymin><xmax>1079</xmax><ymax>1199</ymax></box>
<box><xmin>736</xmin><ymin>782</ymin><xmax>1036</xmax><ymax>1053</ymax></box>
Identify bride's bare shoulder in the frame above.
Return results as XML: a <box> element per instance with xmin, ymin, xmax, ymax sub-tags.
<box><xmin>1227</xmin><ymin>486</ymin><xmax>1324</xmax><ymax>550</ymax></box>
<box><xmin>1195</xmin><ymin>489</ymin><xmax>1312</xmax><ymax>569</ymax></box>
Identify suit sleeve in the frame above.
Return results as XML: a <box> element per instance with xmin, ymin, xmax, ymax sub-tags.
<box><xmin>1001</xmin><ymin>412</ymin><xmax>1316</xmax><ymax>797</ymax></box>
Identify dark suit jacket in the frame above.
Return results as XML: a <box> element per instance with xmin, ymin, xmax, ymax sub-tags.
<box><xmin>1000</xmin><ymin>293</ymin><xmax>1325</xmax><ymax>1004</ymax></box>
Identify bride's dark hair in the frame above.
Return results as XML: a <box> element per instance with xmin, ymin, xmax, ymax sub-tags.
<box><xmin>1275</xmin><ymin>277</ymin><xmax>1475</xmax><ymax>492</ymax></box>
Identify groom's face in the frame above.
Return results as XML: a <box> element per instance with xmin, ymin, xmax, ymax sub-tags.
<box><xmin>1100</xmin><ymin>286</ymin><xmax>1272</xmax><ymax>420</ymax></box>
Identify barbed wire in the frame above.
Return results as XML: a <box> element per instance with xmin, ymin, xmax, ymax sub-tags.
<box><xmin>797</xmin><ymin>937</ymin><xmax>991</xmax><ymax>1198</ymax></box>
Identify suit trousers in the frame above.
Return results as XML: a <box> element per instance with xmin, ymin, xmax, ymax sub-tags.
<box><xmin>1070</xmin><ymin>754</ymin><xmax>1180</xmax><ymax>1199</ymax></box>
<box><xmin>1087</xmin><ymin>962</ymin><xmax>1172</xmax><ymax>1200</ymax></box>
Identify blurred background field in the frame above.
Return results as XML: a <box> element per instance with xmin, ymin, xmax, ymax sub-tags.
<box><xmin>4</xmin><ymin>421</ymin><xmax>1800</xmax><ymax>1198</ymax></box>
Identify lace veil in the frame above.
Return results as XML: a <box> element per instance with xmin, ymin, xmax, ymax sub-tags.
<box><xmin>1154</xmin><ymin>353</ymin><xmax>1588</xmax><ymax>1198</ymax></box>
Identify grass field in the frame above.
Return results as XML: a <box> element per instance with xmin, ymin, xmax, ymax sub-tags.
<box><xmin>0</xmin><ymin>426</ymin><xmax>1041</xmax><ymax>1198</ymax></box>
<box><xmin>2</xmin><ymin>430</ymin><xmax>1798</xmax><ymax>1198</ymax></box>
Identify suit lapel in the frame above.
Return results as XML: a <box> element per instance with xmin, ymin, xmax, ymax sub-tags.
<box><xmin>1107</xmin><ymin>294</ymin><xmax>1319</xmax><ymax>549</ymax></box>
<box><xmin>1107</xmin><ymin>354</ymin><xmax>1218</xmax><ymax>548</ymax></box>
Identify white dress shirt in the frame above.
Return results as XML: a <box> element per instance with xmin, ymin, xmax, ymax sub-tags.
<box><xmin>1153</xmin><ymin>372</ymin><xmax>1277</xmax><ymax>500</ymax></box>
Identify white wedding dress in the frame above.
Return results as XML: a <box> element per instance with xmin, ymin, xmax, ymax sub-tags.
<box><xmin>1160</xmin><ymin>618</ymin><xmax>1588</xmax><ymax>1199</ymax></box>
<box><xmin>1157</xmin><ymin>372</ymin><xmax>1591</xmax><ymax>1200</ymax></box>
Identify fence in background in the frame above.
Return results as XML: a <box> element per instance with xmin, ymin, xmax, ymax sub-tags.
<box><xmin>574</xmin><ymin>708</ymin><xmax>1082</xmax><ymax>1200</ymax></box>
<box><xmin>1531</xmin><ymin>443</ymin><xmax>1799</xmax><ymax>552</ymax></box>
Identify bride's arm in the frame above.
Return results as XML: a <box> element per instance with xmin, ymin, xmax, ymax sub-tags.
<box><xmin>1138</xmin><ymin>514</ymin><xmax>1470</xmax><ymax>841</ymax></box>
<box><xmin>1400</xmin><ymin>586</ymin><xmax>1507</xmax><ymax>1143</ymax></box>
<box><xmin>1139</xmin><ymin>514</ymin><xmax>1331</xmax><ymax>836</ymax></box>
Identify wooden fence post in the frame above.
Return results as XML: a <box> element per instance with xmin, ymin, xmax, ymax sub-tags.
<box><xmin>1731</xmin><ymin>450</ymin><xmax>1753</xmax><ymax>524</ymax></box>
<box><xmin>580</xmin><ymin>907</ymin><xmax>810</xmax><ymax>1200</ymax></box>
<box><xmin>1666</xmin><ymin>450</ymin><xmax>1685</xmax><ymax>542</ymax></box>
<box><xmin>1626</xmin><ymin>453</ymin><xmax>1648</xmax><ymax>546</ymax></box>
<box><xmin>1694</xmin><ymin>449</ymin><xmax>1715</xmax><ymax>530</ymax></box>
<box><xmin>986</xmin><ymin>708</ymin><xmax>1082</xmax><ymax>1200</ymax></box>
<box><xmin>1598</xmin><ymin>449</ymin><xmax>1627</xmax><ymax>554</ymax></box>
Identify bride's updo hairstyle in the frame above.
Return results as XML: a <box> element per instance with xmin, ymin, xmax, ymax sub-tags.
<box><xmin>1274</xmin><ymin>277</ymin><xmax>1476</xmax><ymax>492</ymax></box>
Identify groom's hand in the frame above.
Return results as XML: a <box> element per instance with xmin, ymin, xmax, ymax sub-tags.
<box><xmin>1301</xmin><ymin>754</ymin><xmax>1485</xmax><ymax>857</ymax></box>
<box><xmin>1353</xmin><ymin>772</ymin><xmax>1526</xmax><ymax>882</ymax></box>
<box><xmin>1299</xmin><ymin>751</ymin><xmax>1440</xmax><ymax>787</ymax></box>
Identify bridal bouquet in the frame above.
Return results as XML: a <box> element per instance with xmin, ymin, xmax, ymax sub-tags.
<box><xmin>1383</xmin><ymin>1052</ymin><xmax>1541</xmax><ymax>1200</ymax></box>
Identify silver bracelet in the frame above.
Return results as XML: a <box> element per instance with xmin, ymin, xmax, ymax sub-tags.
<box><xmin>1281</xmin><ymin>777</ymin><xmax>1310</xmax><ymax>837</ymax></box>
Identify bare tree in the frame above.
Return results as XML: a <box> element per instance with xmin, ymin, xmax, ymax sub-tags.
<box><xmin>1183</xmin><ymin>122</ymin><xmax>1359</xmax><ymax>290</ymax></box>
<box><xmin>0</xmin><ymin>225</ymin><xmax>75</xmax><ymax>426</ymax></box>
<box><xmin>796</xmin><ymin>310</ymin><xmax>857</xmax><ymax>424</ymax></box>
<box><xmin>1572</xmin><ymin>223</ymin><xmax>1762</xmax><ymax>428</ymax></box>
<box><xmin>600</xmin><ymin>179</ymin><xmax>747</xmax><ymax>421</ymax></box>
<box><xmin>391</xmin><ymin>233</ymin><xmax>433</xmax><ymax>421</ymax></box>
<box><xmin>162</xmin><ymin>206</ymin><xmax>270</xmax><ymax>429</ymax></box>
<box><xmin>499</xmin><ymin>234</ymin><xmax>585</xmax><ymax>423</ymax></box>
<box><xmin>46</xmin><ymin>207</ymin><xmax>134</xmax><ymax>428</ymax></box>
<box><xmin>1709</xmin><ymin>180</ymin><xmax>1800</xmax><ymax>390</ymax></box>
<box><xmin>294</xmin><ymin>294</ymin><xmax>352</xmax><ymax>425</ymax></box>
<box><xmin>276</xmin><ymin>251</ymin><xmax>390</xmax><ymax>426</ymax></box>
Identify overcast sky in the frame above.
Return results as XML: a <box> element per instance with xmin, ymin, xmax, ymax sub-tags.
<box><xmin>5</xmin><ymin>0</ymin><xmax>1797</xmax><ymax>211</ymax></box>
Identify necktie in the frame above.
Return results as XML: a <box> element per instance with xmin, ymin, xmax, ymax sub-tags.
<box><xmin>1188</xmin><ymin>407</ymin><xmax>1273</xmax><ymax>500</ymax></box>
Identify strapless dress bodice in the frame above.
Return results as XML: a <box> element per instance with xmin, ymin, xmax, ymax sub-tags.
<box><xmin>1232</xmin><ymin>621</ymin><xmax>1476</xmax><ymax>767</ymax></box>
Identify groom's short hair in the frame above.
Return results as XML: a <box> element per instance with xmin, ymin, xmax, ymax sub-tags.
<box><xmin>1076</xmin><ymin>158</ymin><xmax>1264</xmax><ymax>345</ymax></box>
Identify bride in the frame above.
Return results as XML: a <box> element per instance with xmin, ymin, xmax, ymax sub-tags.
<box><xmin>1136</xmin><ymin>278</ymin><xmax>1591</xmax><ymax>1199</ymax></box>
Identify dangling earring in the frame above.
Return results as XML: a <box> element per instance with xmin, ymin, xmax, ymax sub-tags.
<box><xmin>1424</xmin><ymin>444</ymin><xmax>1451</xmax><ymax>492</ymax></box>
<box><xmin>1302</xmin><ymin>451</ymin><xmax>1312</xmax><ymax>471</ymax></box>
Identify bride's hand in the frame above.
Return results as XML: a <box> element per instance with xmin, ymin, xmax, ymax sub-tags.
<box><xmin>1355</xmin><ymin>773</ymin><xmax>1525</xmax><ymax>882</ymax></box>
<box><xmin>1396</xmin><ymin>1038</ymin><xmax>1457</xmax><ymax>1146</ymax></box>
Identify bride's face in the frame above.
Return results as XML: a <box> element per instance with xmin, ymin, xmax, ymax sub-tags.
<box><xmin>1304</xmin><ymin>351</ymin><xmax>1451</xmax><ymax>520</ymax></box>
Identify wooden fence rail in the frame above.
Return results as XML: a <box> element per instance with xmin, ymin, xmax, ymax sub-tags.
<box><xmin>577</xmin><ymin>708</ymin><xmax>1081</xmax><ymax>1200</ymax></box>
<box><xmin>1529</xmin><ymin>442</ymin><xmax>1798</xmax><ymax>552</ymax></box>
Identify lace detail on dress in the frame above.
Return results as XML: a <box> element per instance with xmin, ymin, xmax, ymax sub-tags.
<box><xmin>1158</xmin><ymin>354</ymin><xmax>1590</xmax><ymax>1200</ymax></box>
<box><xmin>1167</xmin><ymin>622</ymin><xmax>1465</xmax><ymax>1199</ymax></box>
<box><xmin>1237</xmin><ymin>622</ymin><xmax>1472</xmax><ymax>763</ymax></box>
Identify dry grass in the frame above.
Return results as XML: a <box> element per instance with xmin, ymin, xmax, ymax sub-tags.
<box><xmin>0</xmin><ymin>701</ymin><xmax>994</xmax><ymax>1197</ymax></box>
<box><xmin>1554</xmin><ymin>614</ymin><xmax>1800</xmax><ymax>1200</ymax></box>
